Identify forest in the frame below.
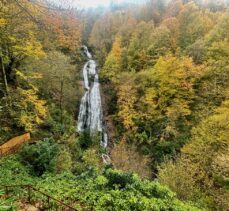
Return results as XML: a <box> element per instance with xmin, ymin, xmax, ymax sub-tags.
<box><xmin>0</xmin><ymin>0</ymin><xmax>228</xmax><ymax>210</ymax></box>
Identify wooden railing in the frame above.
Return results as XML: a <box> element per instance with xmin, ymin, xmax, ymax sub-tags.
<box><xmin>1</xmin><ymin>185</ymin><xmax>79</xmax><ymax>210</ymax></box>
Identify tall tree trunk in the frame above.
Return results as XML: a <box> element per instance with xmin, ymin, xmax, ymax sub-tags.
<box><xmin>0</xmin><ymin>56</ymin><xmax>8</xmax><ymax>96</ymax></box>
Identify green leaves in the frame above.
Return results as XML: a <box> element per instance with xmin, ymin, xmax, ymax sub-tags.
<box><xmin>0</xmin><ymin>190</ymin><xmax>15</xmax><ymax>211</ymax></box>
<box><xmin>19</xmin><ymin>139</ymin><xmax>59</xmax><ymax>176</ymax></box>
<box><xmin>0</xmin><ymin>155</ymin><xmax>197</xmax><ymax>210</ymax></box>
<box><xmin>34</xmin><ymin>168</ymin><xmax>197</xmax><ymax>210</ymax></box>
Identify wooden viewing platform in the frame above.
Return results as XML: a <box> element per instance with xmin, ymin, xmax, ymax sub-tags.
<box><xmin>0</xmin><ymin>133</ymin><xmax>30</xmax><ymax>156</ymax></box>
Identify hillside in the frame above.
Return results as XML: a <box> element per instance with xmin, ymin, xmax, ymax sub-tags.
<box><xmin>0</xmin><ymin>0</ymin><xmax>228</xmax><ymax>210</ymax></box>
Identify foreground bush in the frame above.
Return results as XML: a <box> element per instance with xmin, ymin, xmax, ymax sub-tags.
<box><xmin>36</xmin><ymin>169</ymin><xmax>199</xmax><ymax>210</ymax></box>
<box><xmin>19</xmin><ymin>139</ymin><xmax>59</xmax><ymax>176</ymax></box>
<box><xmin>0</xmin><ymin>156</ymin><xmax>198</xmax><ymax>210</ymax></box>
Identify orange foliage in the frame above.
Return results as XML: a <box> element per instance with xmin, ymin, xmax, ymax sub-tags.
<box><xmin>42</xmin><ymin>10</ymin><xmax>80</xmax><ymax>52</ymax></box>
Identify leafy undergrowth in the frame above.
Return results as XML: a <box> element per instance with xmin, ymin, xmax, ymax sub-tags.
<box><xmin>0</xmin><ymin>156</ymin><xmax>200</xmax><ymax>211</ymax></box>
<box><xmin>0</xmin><ymin>189</ymin><xmax>16</xmax><ymax>211</ymax></box>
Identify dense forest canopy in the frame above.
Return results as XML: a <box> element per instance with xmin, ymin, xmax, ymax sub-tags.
<box><xmin>0</xmin><ymin>0</ymin><xmax>228</xmax><ymax>210</ymax></box>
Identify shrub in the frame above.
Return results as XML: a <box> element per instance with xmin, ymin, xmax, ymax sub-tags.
<box><xmin>111</xmin><ymin>140</ymin><xmax>152</xmax><ymax>179</ymax></box>
<box><xmin>54</xmin><ymin>147</ymin><xmax>72</xmax><ymax>174</ymax></box>
<box><xmin>104</xmin><ymin>168</ymin><xmax>134</xmax><ymax>189</ymax></box>
<box><xmin>19</xmin><ymin>138</ymin><xmax>59</xmax><ymax>176</ymax></box>
<box><xmin>78</xmin><ymin>131</ymin><xmax>93</xmax><ymax>149</ymax></box>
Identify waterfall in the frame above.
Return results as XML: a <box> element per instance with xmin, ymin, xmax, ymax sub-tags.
<box><xmin>77</xmin><ymin>46</ymin><xmax>110</xmax><ymax>164</ymax></box>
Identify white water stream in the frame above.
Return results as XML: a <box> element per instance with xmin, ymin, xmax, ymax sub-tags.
<box><xmin>77</xmin><ymin>46</ymin><xmax>110</xmax><ymax>164</ymax></box>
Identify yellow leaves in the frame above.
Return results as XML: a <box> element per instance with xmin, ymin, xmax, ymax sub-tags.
<box><xmin>153</xmin><ymin>56</ymin><xmax>199</xmax><ymax>120</ymax></box>
<box><xmin>101</xmin><ymin>37</ymin><xmax>123</xmax><ymax>83</ymax></box>
<box><xmin>19</xmin><ymin>88</ymin><xmax>46</xmax><ymax>115</ymax></box>
<box><xmin>166</xmin><ymin>100</ymin><xmax>229</xmax><ymax>206</ymax></box>
<box><xmin>0</xmin><ymin>0</ymin><xmax>47</xmax><ymax>61</ymax></box>
<box><xmin>182</xmin><ymin>100</ymin><xmax>229</xmax><ymax>159</ymax></box>
<box><xmin>24</xmin><ymin>39</ymin><xmax>45</xmax><ymax>59</ymax></box>
<box><xmin>28</xmin><ymin>73</ymin><xmax>43</xmax><ymax>80</ymax></box>
<box><xmin>133</xmin><ymin>55</ymin><xmax>202</xmax><ymax>139</ymax></box>
<box><xmin>158</xmin><ymin>102</ymin><xmax>229</xmax><ymax>208</ymax></box>
<box><xmin>155</xmin><ymin>55</ymin><xmax>192</xmax><ymax>79</ymax></box>
<box><xmin>207</xmin><ymin>38</ymin><xmax>229</xmax><ymax>62</ymax></box>
<box><xmin>140</xmin><ymin>87</ymin><xmax>159</xmax><ymax>121</ymax></box>
<box><xmin>16</xmin><ymin>70</ymin><xmax>40</xmax><ymax>91</ymax></box>
<box><xmin>13</xmin><ymin>32</ymin><xmax>45</xmax><ymax>59</ymax></box>
<box><xmin>12</xmin><ymin>87</ymin><xmax>47</xmax><ymax>133</ymax></box>
<box><xmin>0</xmin><ymin>18</ymin><xmax>6</xmax><ymax>27</ymax></box>
<box><xmin>112</xmin><ymin>37</ymin><xmax>122</xmax><ymax>58</ymax></box>
<box><xmin>144</xmin><ymin>88</ymin><xmax>157</xmax><ymax>109</ymax></box>
<box><xmin>1</xmin><ymin>0</ymin><xmax>80</xmax><ymax>61</ymax></box>
<box><xmin>117</xmin><ymin>80</ymin><xmax>138</xmax><ymax>131</ymax></box>
<box><xmin>215</xmin><ymin>100</ymin><xmax>229</xmax><ymax>115</ymax></box>
<box><xmin>16</xmin><ymin>70</ymin><xmax>26</xmax><ymax>79</ymax></box>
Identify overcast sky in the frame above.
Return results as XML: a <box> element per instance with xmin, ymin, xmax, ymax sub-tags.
<box><xmin>77</xmin><ymin>0</ymin><xmax>110</xmax><ymax>7</ymax></box>
<box><xmin>77</xmin><ymin>0</ymin><xmax>142</xmax><ymax>8</ymax></box>
<box><xmin>49</xmin><ymin>0</ymin><xmax>144</xmax><ymax>8</ymax></box>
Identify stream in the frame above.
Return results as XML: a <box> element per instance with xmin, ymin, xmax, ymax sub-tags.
<box><xmin>77</xmin><ymin>46</ymin><xmax>110</xmax><ymax>164</ymax></box>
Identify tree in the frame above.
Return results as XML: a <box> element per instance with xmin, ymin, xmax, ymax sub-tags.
<box><xmin>139</xmin><ymin>0</ymin><xmax>167</xmax><ymax>23</ymax></box>
<box><xmin>139</xmin><ymin>55</ymin><xmax>201</xmax><ymax>140</ymax></box>
<box><xmin>159</xmin><ymin>100</ymin><xmax>229</xmax><ymax>210</ymax></box>
<box><xmin>101</xmin><ymin>37</ymin><xmax>122</xmax><ymax>83</ymax></box>
<box><xmin>147</xmin><ymin>25</ymin><xmax>174</xmax><ymax>65</ymax></box>
<box><xmin>165</xmin><ymin>0</ymin><xmax>184</xmax><ymax>18</ymax></box>
<box><xmin>192</xmin><ymin>13</ymin><xmax>229</xmax><ymax>121</ymax></box>
<box><xmin>0</xmin><ymin>0</ymin><xmax>80</xmax><ymax>87</ymax></box>
<box><xmin>117</xmin><ymin>14</ymin><xmax>137</xmax><ymax>47</ymax></box>
<box><xmin>117</xmin><ymin>73</ymin><xmax>138</xmax><ymax>132</ymax></box>
<box><xmin>22</xmin><ymin>51</ymin><xmax>78</xmax><ymax>115</ymax></box>
<box><xmin>89</xmin><ymin>11</ymin><xmax>124</xmax><ymax>64</ymax></box>
<box><xmin>10</xmin><ymin>70</ymin><xmax>47</xmax><ymax>133</ymax></box>
<box><xmin>204</xmin><ymin>12</ymin><xmax>229</xmax><ymax>47</ymax></box>
<box><xmin>0</xmin><ymin>0</ymin><xmax>45</xmax><ymax>85</ymax></box>
<box><xmin>178</xmin><ymin>2</ymin><xmax>214</xmax><ymax>49</ymax></box>
<box><xmin>127</xmin><ymin>21</ymin><xmax>154</xmax><ymax>71</ymax></box>
<box><xmin>42</xmin><ymin>9</ymin><xmax>81</xmax><ymax>53</ymax></box>
<box><xmin>161</xmin><ymin>17</ymin><xmax>180</xmax><ymax>53</ymax></box>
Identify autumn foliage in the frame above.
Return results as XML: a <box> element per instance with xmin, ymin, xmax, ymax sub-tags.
<box><xmin>89</xmin><ymin>0</ymin><xmax>229</xmax><ymax>210</ymax></box>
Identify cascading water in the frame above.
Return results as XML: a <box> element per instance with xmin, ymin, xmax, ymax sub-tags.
<box><xmin>77</xmin><ymin>46</ymin><xmax>110</xmax><ymax>164</ymax></box>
